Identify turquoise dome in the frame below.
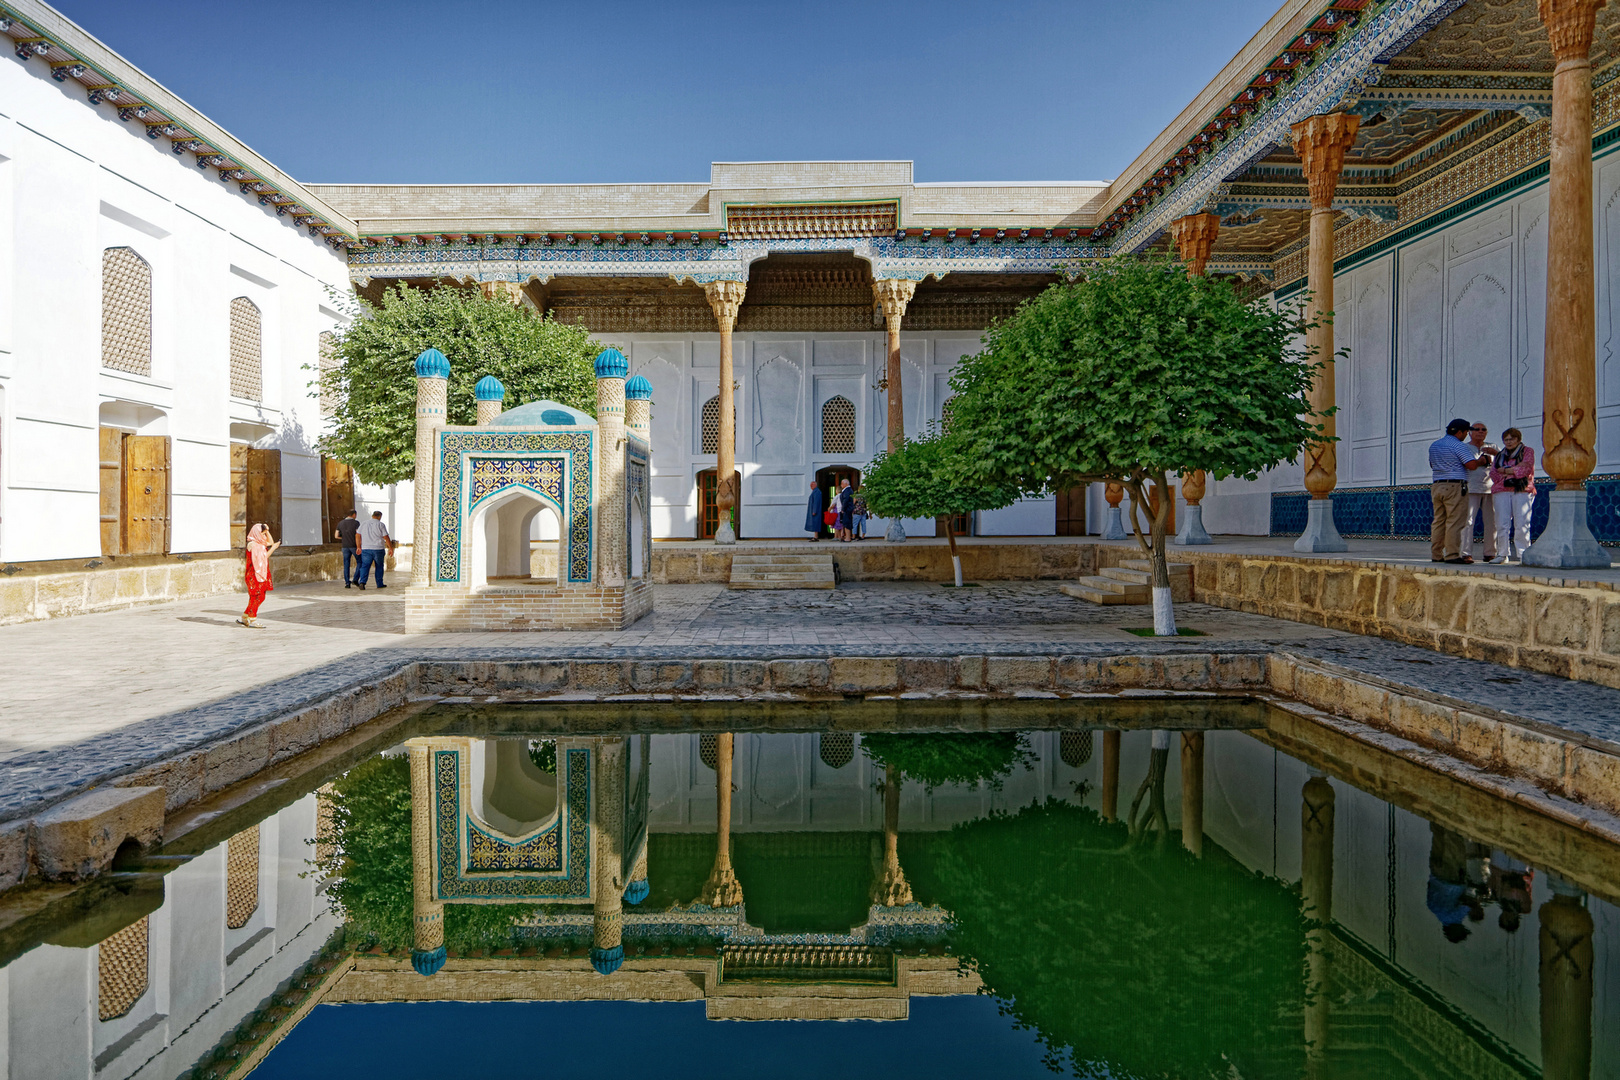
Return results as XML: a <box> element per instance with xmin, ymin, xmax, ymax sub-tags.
<box><xmin>624</xmin><ymin>375</ymin><xmax>653</xmax><ymax>401</ymax></box>
<box><xmin>414</xmin><ymin>348</ymin><xmax>450</xmax><ymax>379</ymax></box>
<box><xmin>474</xmin><ymin>375</ymin><xmax>505</xmax><ymax>401</ymax></box>
<box><xmin>412</xmin><ymin>947</ymin><xmax>447</xmax><ymax>976</ymax></box>
<box><xmin>623</xmin><ymin>878</ymin><xmax>650</xmax><ymax>904</ymax></box>
<box><xmin>590</xmin><ymin>945</ymin><xmax>624</xmax><ymax>975</ymax></box>
<box><xmin>490</xmin><ymin>400</ymin><xmax>593</xmax><ymax>427</ymax></box>
<box><xmin>594</xmin><ymin>347</ymin><xmax>628</xmax><ymax>379</ymax></box>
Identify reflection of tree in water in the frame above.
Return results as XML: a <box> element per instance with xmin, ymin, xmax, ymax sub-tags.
<box><xmin>859</xmin><ymin>731</ymin><xmax>1034</xmax><ymax>791</ymax></box>
<box><xmin>527</xmin><ymin>738</ymin><xmax>556</xmax><ymax>774</ymax></box>
<box><xmin>1125</xmin><ymin>737</ymin><xmax>1170</xmax><ymax>850</ymax></box>
<box><xmin>903</xmin><ymin>800</ymin><xmax>1308</xmax><ymax>1079</ymax></box>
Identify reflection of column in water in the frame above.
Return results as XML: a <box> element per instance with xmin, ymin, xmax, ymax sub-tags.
<box><xmin>1181</xmin><ymin>732</ymin><xmax>1204</xmax><ymax>858</ymax></box>
<box><xmin>1302</xmin><ymin>772</ymin><xmax>1335</xmax><ymax>1078</ymax></box>
<box><xmin>1101</xmin><ymin>730</ymin><xmax>1121</xmax><ymax>822</ymax></box>
<box><xmin>408</xmin><ymin>743</ymin><xmax>446</xmax><ymax>976</ymax></box>
<box><xmin>874</xmin><ymin>767</ymin><xmax>913</xmax><ymax>906</ymax></box>
<box><xmin>1539</xmin><ymin>875</ymin><xmax>1594</xmax><ymax>1080</ymax></box>
<box><xmin>624</xmin><ymin>734</ymin><xmax>652</xmax><ymax>905</ymax></box>
<box><xmin>701</xmin><ymin>732</ymin><xmax>744</xmax><ymax>907</ymax></box>
<box><xmin>592</xmin><ymin>737</ymin><xmax>626</xmax><ymax>974</ymax></box>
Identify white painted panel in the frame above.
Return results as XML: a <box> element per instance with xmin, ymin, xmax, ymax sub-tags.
<box><xmin>901</xmin><ymin>338</ymin><xmax>929</xmax><ymax>437</ymax></box>
<box><xmin>751</xmin><ymin>344</ymin><xmax>803</xmax><ymax>465</ymax></box>
<box><xmin>979</xmin><ymin>496</ymin><xmax>1056</xmax><ymax>535</ymax></box>
<box><xmin>1349</xmin><ymin>258</ymin><xmax>1393</xmax><ymax>485</ymax></box>
<box><xmin>1397</xmin><ymin>240</ymin><xmax>1446</xmax><ymax>482</ymax></box>
<box><xmin>1445</xmin><ymin>243</ymin><xmax>1514</xmax><ymax>432</ymax></box>
<box><xmin>750</xmin><ymin>471</ymin><xmax>805</xmax><ymax>498</ymax></box>
<box><xmin>1516</xmin><ymin>193</ymin><xmax>1549</xmax><ymax>435</ymax></box>
<box><xmin>812</xmin><ymin>338</ymin><xmax>866</xmax><ymax>366</ymax></box>
<box><xmin>631</xmin><ymin>346</ymin><xmax>684</xmax><ymax>472</ymax></box>
<box><xmin>933</xmin><ymin>338</ymin><xmax>981</xmax><ymax>368</ymax></box>
<box><xmin>1599</xmin><ymin>163</ymin><xmax>1620</xmax><ymax>466</ymax></box>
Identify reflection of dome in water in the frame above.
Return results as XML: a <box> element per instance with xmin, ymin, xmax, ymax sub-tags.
<box><xmin>490</xmin><ymin>400</ymin><xmax>593</xmax><ymax>427</ymax></box>
<box><xmin>590</xmin><ymin>945</ymin><xmax>624</xmax><ymax>974</ymax></box>
<box><xmin>412</xmin><ymin>947</ymin><xmax>446</xmax><ymax>977</ymax></box>
<box><xmin>624</xmin><ymin>878</ymin><xmax>650</xmax><ymax>905</ymax></box>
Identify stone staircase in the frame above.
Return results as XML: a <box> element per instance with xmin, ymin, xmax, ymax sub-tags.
<box><xmin>1060</xmin><ymin>559</ymin><xmax>1191</xmax><ymax>606</ymax></box>
<box><xmin>727</xmin><ymin>553</ymin><xmax>837</xmax><ymax>590</ymax></box>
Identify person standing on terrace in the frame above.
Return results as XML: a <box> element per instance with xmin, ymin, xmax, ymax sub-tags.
<box><xmin>1429</xmin><ymin>419</ymin><xmax>1489</xmax><ymax>564</ymax></box>
<box><xmin>239</xmin><ymin>523</ymin><xmax>280</xmax><ymax>629</ymax></box>
<box><xmin>804</xmin><ymin>480</ymin><xmax>824</xmax><ymax>542</ymax></box>
<box><xmin>1465</xmin><ymin>422</ymin><xmax>1498</xmax><ymax>562</ymax></box>
<box><xmin>1489</xmin><ymin>429</ymin><xmax>1536</xmax><ymax>565</ymax></box>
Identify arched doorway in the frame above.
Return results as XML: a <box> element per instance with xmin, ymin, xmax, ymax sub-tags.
<box><xmin>696</xmin><ymin>468</ymin><xmax>741</xmax><ymax>541</ymax></box>
<box><xmin>470</xmin><ymin>489</ymin><xmax>564</xmax><ymax>588</ymax></box>
<box><xmin>815</xmin><ymin>465</ymin><xmax>861</xmax><ymax>538</ymax></box>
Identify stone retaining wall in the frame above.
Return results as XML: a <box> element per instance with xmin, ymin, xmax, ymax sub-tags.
<box><xmin>0</xmin><ymin>548</ymin><xmax>344</xmax><ymax>626</ymax></box>
<box><xmin>1095</xmin><ymin>547</ymin><xmax>1620</xmax><ymax>691</ymax></box>
<box><xmin>649</xmin><ymin>541</ymin><xmax>1096</xmax><ymax>584</ymax></box>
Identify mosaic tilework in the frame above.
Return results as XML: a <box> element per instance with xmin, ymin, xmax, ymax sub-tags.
<box><xmin>434</xmin><ymin>747</ymin><xmax>593</xmax><ymax>901</ymax></box>
<box><xmin>1270</xmin><ymin>476</ymin><xmax>1620</xmax><ymax>544</ymax></box>
<box><xmin>436</xmin><ymin>430</ymin><xmax>594</xmax><ymax>584</ymax></box>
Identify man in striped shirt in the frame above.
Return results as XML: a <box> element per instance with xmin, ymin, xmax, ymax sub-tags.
<box><xmin>1429</xmin><ymin>419</ymin><xmax>1489</xmax><ymax>563</ymax></box>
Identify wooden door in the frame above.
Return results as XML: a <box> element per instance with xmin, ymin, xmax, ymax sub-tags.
<box><xmin>1056</xmin><ymin>486</ymin><xmax>1088</xmax><ymax>536</ymax></box>
<box><xmin>246</xmin><ymin>448</ymin><xmax>282</xmax><ymax>543</ymax></box>
<box><xmin>123</xmin><ymin>435</ymin><xmax>170</xmax><ymax>555</ymax></box>
<box><xmin>321</xmin><ymin>458</ymin><xmax>355</xmax><ymax>544</ymax></box>
<box><xmin>696</xmin><ymin>469</ymin><xmax>741</xmax><ymax>540</ymax></box>
<box><xmin>230</xmin><ymin>444</ymin><xmax>248</xmax><ymax>549</ymax></box>
<box><xmin>100</xmin><ymin>427</ymin><xmax>126</xmax><ymax>556</ymax></box>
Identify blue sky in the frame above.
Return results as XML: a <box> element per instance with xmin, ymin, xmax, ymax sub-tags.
<box><xmin>54</xmin><ymin>0</ymin><xmax>1283</xmax><ymax>185</ymax></box>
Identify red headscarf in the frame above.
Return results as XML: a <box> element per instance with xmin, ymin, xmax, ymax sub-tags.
<box><xmin>246</xmin><ymin>524</ymin><xmax>271</xmax><ymax>583</ymax></box>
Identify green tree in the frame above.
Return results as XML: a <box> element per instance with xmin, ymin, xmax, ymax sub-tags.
<box><xmin>860</xmin><ymin>427</ymin><xmax>1021</xmax><ymax>586</ymax></box>
<box><xmin>946</xmin><ymin>258</ymin><xmax>1331</xmax><ymax>633</ymax></box>
<box><xmin>318</xmin><ymin>285</ymin><xmax>602</xmax><ymax>485</ymax></box>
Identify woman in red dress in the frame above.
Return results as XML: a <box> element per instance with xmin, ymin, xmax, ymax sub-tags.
<box><xmin>239</xmin><ymin>523</ymin><xmax>280</xmax><ymax>628</ymax></box>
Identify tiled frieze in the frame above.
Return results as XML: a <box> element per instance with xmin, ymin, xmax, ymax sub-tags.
<box><xmin>1270</xmin><ymin>476</ymin><xmax>1620</xmax><ymax>544</ymax></box>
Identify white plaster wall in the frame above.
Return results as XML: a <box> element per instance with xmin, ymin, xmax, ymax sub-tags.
<box><xmin>619</xmin><ymin>332</ymin><xmax>1055</xmax><ymax>539</ymax></box>
<box><xmin>0</xmin><ymin>58</ymin><xmax>351</xmax><ymax>562</ymax></box>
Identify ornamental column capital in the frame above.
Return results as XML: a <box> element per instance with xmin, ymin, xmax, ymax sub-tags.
<box><xmin>1290</xmin><ymin>112</ymin><xmax>1361</xmax><ymax>209</ymax></box>
<box><xmin>1538</xmin><ymin>0</ymin><xmax>1606</xmax><ymax>62</ymax></box>
<box><xmin>873</xmin><ymin>278</ymin><xmax>918</xmax><ymax>327</ymax></box>
<box><xmin>478</xmin><ymin>280</ymin><xmax>524</xmax><ymax>305</ymax></box>
<box><xmin>703</xmin><ymin>279</ymin><xmax>747</xmax><ymax>330</ymax></box>
<box><xmin>1169</xmin><ymin>213</ymin><xmax>1221</xmax><ymax>278</ymax></box>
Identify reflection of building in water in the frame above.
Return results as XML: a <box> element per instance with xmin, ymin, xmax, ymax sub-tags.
<box><xmin>0</xmin><ymin>795</ymin><xmax>333</xmax><ymax>1080</ymax></box>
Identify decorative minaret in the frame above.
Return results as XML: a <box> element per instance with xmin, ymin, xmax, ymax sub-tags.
<box><xmin>624</xmin><ymin>374</ymin><xmax>653</xmax><ymax>442</ymax></box>
<box><xmin>411</xmin><ymin>348</ymin><xmax>450</xmax><ymax>587</ymax></box>
<box><xmin>594</xmin><ymin>348</ymin><xmax>629</xmax><ymax>589</ymax></box>
<box><xmin>408</xmin><ymin>742</ymin><xmax>446</xmax><ymax>976</ymax></box>
<box><xmin>474</xmin><ymin>375</ymin><xmax>505</xmax><ymax>426</ymax></box>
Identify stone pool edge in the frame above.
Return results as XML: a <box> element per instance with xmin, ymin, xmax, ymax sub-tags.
<box><xmin>4</xmin><ymin>645</ymin><xmax>1617</xmax><ymax>896</ymax></box>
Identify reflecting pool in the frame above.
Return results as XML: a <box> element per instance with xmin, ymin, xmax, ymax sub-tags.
<box><xmin>4</xmin><ymin>698</ymin><xmax>1616</xmax><ymax>1079</ymax></box>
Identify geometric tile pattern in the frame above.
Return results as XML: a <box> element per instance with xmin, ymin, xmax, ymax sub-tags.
<box><xmin>228</xmin><ymin>297</ymin><xmax>262</xmax><ymax>402</ymax></box>
<box><xmin>434</xmin><ymin>747</ymin><xmax>592</xmax><ymax>901</ymax></box>
<box><xmin>1271</xmin><ymin>476</ymin><xmax>1620</xmax><ymax>545</ymax></box>
<box><xmin>436</xmin><ymin>430</ymin><xmax>594</xmax><ymax>584</ymax></box>
<box><xmin>101</xmin><ymin>247</ymin><xmax>152</xmax><ymax>376</ymax></box>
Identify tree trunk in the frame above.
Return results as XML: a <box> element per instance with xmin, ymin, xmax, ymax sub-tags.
<box><xmin>1149</xmin><ymin>470</ymin><xmax>1177</xmax><ymax>636</ymax></box>
<box><xmin>944</xmin><ymin>517</ymin><xmax>963</xmax><ymax>587</ymax></box>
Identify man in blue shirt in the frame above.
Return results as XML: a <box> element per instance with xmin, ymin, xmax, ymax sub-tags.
<box><xmin>1430</xmin><ymin>418</ymin><xmax>1488</xmax><ymax>563</ymax></box>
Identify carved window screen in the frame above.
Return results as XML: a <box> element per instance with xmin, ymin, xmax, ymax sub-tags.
<box><xmin>700</xmin><ymin>396</ymin><xmax>720</xmax><ymax>454</ymax></box>
<box><xmin>229</xmin><ymin>297</ymin><xmax>263</xmax><ymax>402</ymax></box>
<box><xmin>225</xmin><ymin>824</ymin><xmax>260</xmax><ymax>929</ymax></box>
<box><xmin>102</xmin><ymin>247</ymin><xmax>152</xmax><ymax>376</ymax></box>
<box><xmin>941</xmin><ymin>397</ymin><xmax>957</xmax><ymax>433</ymax></box>
<box><xmin>699</xmin><ymin>733</ymin><xmax>718</xmax><ymax>771</ymax></box>
<box><xmin>1060</xmin><ymin>731</ymin><xmax>1093</xmax><ymax>768</ymax></box>
<box><xmin>318</xmin><ymin>331</ymin><xmax>338</xmax><ymax>416</ymax></box>
<box><xmin>818</xmin><ymin>732</ymin><xmax>854</xmax><ymax>770</ymax></box>
<box><xmin>97</xmin><ymin>916</ymin><xmax>149</xmax><ymax>1021</ymax></box>
<box><xmin>820</xmin><ymin>396</ymin><xmax>856</xmax><ymax>454</ymax></box>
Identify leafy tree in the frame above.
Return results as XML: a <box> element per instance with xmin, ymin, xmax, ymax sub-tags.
<box><xmin>859</xmin><ymin>731</ymin><xmax>1034</xmax><ymax>791</ymax></box>
<box><xmin>946</xmin><ymin>257</ymin><xmax>1331</xmax><ymax>633</ymax></box>
<box><xmin>860</xmin><ymin>427</ymin><xmax>1021</xmax><ymax>586</ymax></box>
<box><xmin>318</xmin><ymin>284</ymin><xmax>602</xmax><ymax>485</ymax></box>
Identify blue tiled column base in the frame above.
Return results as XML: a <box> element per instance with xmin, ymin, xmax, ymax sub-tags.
<box><xmin>1269</xmin><ymin>476</ymin><xmax>1620</xmax><ymax>545</ymax></box>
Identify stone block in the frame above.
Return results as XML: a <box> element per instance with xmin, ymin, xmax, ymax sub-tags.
<box><xmin>1218</xmin><ymin>560</ymin><xmax>1242</xmax><ymax>597</ymax></box>
<box><xmin>1426</xmin><ymin>579</ymin><xmax>1470</xmax><ymax>632</ymax></box>
<box><xmin>0</xmin><ymin>578</ymin><xmax>34</xmax><ymax>621</ymax></box>
<box><xmin>768</xmin><ymin>659</ymin><xmax>830</xmax><ymax>689</ymax></box>
<box><xmin>1516</xmin><ymin>647</ymin><xmax>1573</xmax><ymax>679</ymax></box>
<box><xmin>86</xmin><ymin>571</ymin><xmax>118</xmax><ymax>607</ymax></box>
<box><xmin>1054</xmin><ymin>655</ymin><xmax>1105</xmax><ymax>690</ymax></box>
<box><xmin>1386</xmin><ymin>694</ymin><xmax>1457</xmax><ymax>747</ymax></box>
<box><xmin>661</xmin><ymin>554</ymin><xmax>699</xmax><ymax>584</ymax></box>
<box><xmin>694</xmin><ymin>660</ymin><xmax>766</xmax><ymax>690</ymax></box>
<box><xmin>114</xmin><ymin>568</ymin><xmax>145</xmax><ymax>599</ymax></box>
<box><xmin>1535</xmin><ymin>592</ymin><xmax>1592</xmax><ymax>650</ymax></box>
<box><xmin>1499</xmin><ymin>724</ymin><xmax>1569</xmax><ymax>791</ymax></box>
<box><xmin>1384</xmin><ymin>575</ymin><xmax>1425</xmax><ymax>623</ymax></box>
<box><xmin>1453</xmin><ymin>713</ymin><xmax>1502</xmax><ymax>767</ymax></box>
<box><xmin>1296</xmin><ymin>568</ymin><xmax>1323</xmax><ymax>609</ymax></box>
<box><xmin>985</xmin><ymin>656</ymin><xmax>1054</xmax><ymax>690</ymax></box>
<box><xmin>630</xmin><ymin>661</ymin><xmax>694</xmax><ymax>692</ymax></box>
<box><xmin>1567</xmin><ymin>745</ymin><xmax>1620</xmax><ymax>815</ymax></box>
<box><xmin>1211</xmin><ymin>653</ymin><xmax>1265</xmax><ymax>688</ymax></box>
<box><xmin>828</xmin><ymin>657</ymin><xmax>899</xmax><ymax>693</ymax></box>
<box><xmin>1158</xmin><ymin>655</ymin><xmax>1212</xmax><ymax>690</ymax></box>
<box><xmin>570</xmin><ymin>661</ymin><xmax>629</xmax><ymax>694</ymax></box>
<box><xmin>1098</xmin><ymin>655</ymin><xmax>1156</xmax><ymax>688</ymax></box>
<box><xmin>898</xmin><ymin>657</ymin><xmax>955</xmax><ymax>691</ymax></box>
<box><xmin>955</xmin><ymin>655</ymin><xmax>986</xmax><ymax>689</ymax></box>
<box><xmin>857</xmin><ymin>549</ymin><xmax>895</xmax><ymax>576</ymax></box>
<box><xmin>0</xmin><ymin>819</ymin><xmax>28</xmax><ymax>890</ymax></box>
<box><xmin>34</xmin><ymin>575</ymin><xmax>84</xmax><ymax>616</ymax></box>
<box><xmin>32</xmin><ymin>786</ymin><xmax>165</xmax><ymax>880</ymax></box>
<box><xmin>203</xmin><ymin>727</ymin><xmax>273</xmax><ymax>793</ymax></box>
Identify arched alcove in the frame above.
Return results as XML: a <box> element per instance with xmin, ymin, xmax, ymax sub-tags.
<box><xmin>471</xmin><ymin>738</ymin><xmax>560</xmax><ymax>839</ymax></box>
<box><xmin>469</xmin><ymin>487</ymin><xmax>565</xmax><ymax>588</ymax></box>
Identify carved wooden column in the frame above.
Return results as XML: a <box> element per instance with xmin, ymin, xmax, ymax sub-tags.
<box><xmin>874</xmin><ymin>278</ymin><xmax>918</xmax><ymax>543</ymax></box>
<box><xmin>1100</xmin><ymin>730</ymin><xmax>1121</xmax><ymax>822</ymax></box>
<box><xmin>1170</xmin><ymin>213</ymin><xmax>1221</xmax><ymax>546</ymax></box>
<box><xmin>1301</xmin><ymin>774</ymin><xmax>1336</xmax><ymax>1077</ymax></box>
<box><xmin>703</xmin><ymin>281</ymin><xmax>747</xmax><ymax>544</ymax></box>
<box><xmin>700</xmin><ymin>732</ymin><xmax>743</xmax><ymax>906</ymax></box>
<box><xmin>1539</xmin><ymin>881</ymin><xmax>1595</xmax><ymax>1080</ymax></box>
<box><xmin>1180</xmin><ymin>732</ymin><xmax>1205</xmax><ymax>857</ymax></box>
<box><xmin>479</xmin><ymin>280</ymin><xmax>524</xmax><ymax>305</ymax></box>
<box><xmin>873</xmin><ymin>768</ymin><xmax>913</xmax><ymax>906</ymax></box>
<box><xmin>408</xmin><ymin>742</ymin><xmax>445</xmax><ymax>976</ymax></box>
<box><xmin>1525</xmin><ymin>0</ymin><xmax>1610</xmax><ymax>567</ymax></box>
<box><xmin>591</xmin><ymin>737</ymin><xmax>627</xmax><ymax>974</ymax></box>
<box><xmin>1290</xmin><ymin>113</ymin><xmax>1359</xmax><ymax>554</ymax></box>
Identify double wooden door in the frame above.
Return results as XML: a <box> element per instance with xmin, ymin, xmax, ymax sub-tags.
<box><xmin>230</xmin><ymin>444</ymin><xmax>282</xmax><ymax>547</ymax></box>
<box><xmin>99</xmin><ymin>428</ymin><xmax>170</xmax><ymax>556</ymax></box>
<box><xmin>1056</xmin><ymin>486</ymin><xmax>1088</xmax><ymax>536</ymax></box>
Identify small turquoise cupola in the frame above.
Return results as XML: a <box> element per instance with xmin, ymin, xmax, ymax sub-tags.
<box><xmin>590</xmin><ymin>945</ymin><xmax>625</xmax><ymax>975</ymax></box>
<box><xmin>412</xmin><ymin>946</ymin><xmax>447</xmax><ymax>977</ymax></box>
<box><xmin>414</xmin><ymin>347</ymin><xmax>451</xmax><ymax>379</ymax></box>
<box><xmin>474</xmin><ymin>375</ymin><xmax>506</xmax><ymax>402</ymax></box>
<box><xmin>624</xmin><ymin>375</ymin><xmax>653</xmax><ymax>400</ymax></box>
<box><xmin>594</xmin><ymin>347</ymin><xmax>628</xmax><ymax>379</ymax></box>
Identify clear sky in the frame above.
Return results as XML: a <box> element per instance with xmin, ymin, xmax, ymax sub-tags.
<box><xmin>53</xmin><ymin>0</ymin><xmax>1284</xmax><ymax>186</ymax></box>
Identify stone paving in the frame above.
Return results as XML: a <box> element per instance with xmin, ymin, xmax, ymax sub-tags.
<box><xmin>3</xmin><ymin>578</ymin><xmax>1619</xmax><ymax>826</ymax></box>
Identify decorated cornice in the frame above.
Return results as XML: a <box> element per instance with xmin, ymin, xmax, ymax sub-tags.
<box><xmin>1100</xmin><ymin>0</ymin><xmax>1470</xmax><ymax>252</ymax></box>
<box><xmin>1</xmin><ymin>0</ymin><xmax>355</xmax><ymax>248</ymax></box>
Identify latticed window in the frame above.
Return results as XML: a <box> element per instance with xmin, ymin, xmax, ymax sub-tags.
<box><xmin>229</xmin><ymin>297</ymin><xmax>262</xmax><ymax>401</ymax></box>
<box><xmin>819</xmin><ymin>732</ymin><xmax>854</xmax><ymax>769</ymax></box>
<box><xmin>97</xmin><ymin>916</ymin><xmax>149</xmax><ymax>1021</ymax></box>
<box><xmin>699</xmin><ymin>733</ymin><xmax>718</xmax><ymax>771</ymax></box>
<box><xmin>225</xmin><ymin>824</ymin><xmax>260</xmax><ymax>929</ymax></box>
<box><xmin>820</xmin><ymin>396</ymin><xmax>855</xmax><ymax>454</ymax></box>
<box><xmin>1060</xmin><ymin>731</ymin><xmax>1094</xmax><ymax>769</ymax></box>
<box><xmin>700</xmin><ymin>396</ymin><xmax>720</xmax><ymax>454</ymax></box>
<box><xmin>102</xmin><ymin>247</ymin><xmax>152</xmax><ymax>376</ymax></box>
<box><xmin>941</xmin><ymin>397</ymin><xmax>957</xmax><ymax>433</ymax></box>
<box><xmin>318</xmin><ymin>331</ymin><xmax>339</xmax><ymax>416</ymax></box>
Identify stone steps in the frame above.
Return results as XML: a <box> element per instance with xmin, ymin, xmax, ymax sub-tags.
<box><xmin>728</xmin><ymin>553</ymin><xmax>837</xmax><ymax>590</ymax></box>
<box><xmin>1062</xmin><ymin>560</ymin><xmax>1193</xmax><ymax>606</ymax></box>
